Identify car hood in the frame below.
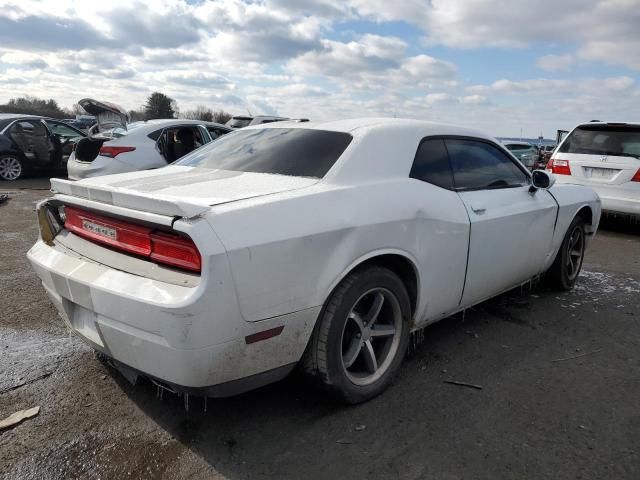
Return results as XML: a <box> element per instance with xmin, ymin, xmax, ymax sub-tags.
<box><xmin>51</xmin><ymin>165</ymin><xmax>319</xmax><ymax>218</ymax></box>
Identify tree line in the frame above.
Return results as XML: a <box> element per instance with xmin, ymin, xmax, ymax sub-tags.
<box><xmin>0</xmin><ymin>92</ymin><xmax>233</xmax><ymax>124</ymax></box>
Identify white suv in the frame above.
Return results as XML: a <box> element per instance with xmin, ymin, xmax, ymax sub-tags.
<box><xmin>548</xmin><ymin>121</ymin><xmax>640</xmax><ymax>216</ymax></box>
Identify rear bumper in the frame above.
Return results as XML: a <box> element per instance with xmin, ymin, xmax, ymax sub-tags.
<box><xmin>600</xmin><ymin>195</ymin><xmax>640</xmax><ymax>216</ymax></box>
<box><xmin>67</xmin><ymin>156</ymin><xmax>129</xmax><ymax>180</ymax></box>
<box><xmin>27</xmin><ymin>238</ymin><xmax>319</xmax><ymax>391</ymax></box>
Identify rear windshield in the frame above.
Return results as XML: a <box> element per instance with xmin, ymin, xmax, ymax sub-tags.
<box><xmin>96</xmin><ymin>122</ymin><xmax>146</xmax><ymax>139</ymax></box>
<box><xmin>505</xmin><ymin>144</ymin><xmax>531</xmax><ymax>151</ymax></box>
<box><xmin>176</xmin><ymin>128</ymin><xmax>353</xmax><ymax>178</ymax></box>
<box><xmin>559</xmin><ymin>125</ymin><xmax>640</xmax><ymax>159</ymax></box>
<box><xmin>227</xmin><ymin>117</ymin><xmax>252</xmax><ymax>128</ymax></box>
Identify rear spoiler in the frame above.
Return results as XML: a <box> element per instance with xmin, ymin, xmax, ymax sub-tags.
<box><xmin>50</xmin><ymin>178</ymin><xmax>211</xmax><ymax>219</ymax></box>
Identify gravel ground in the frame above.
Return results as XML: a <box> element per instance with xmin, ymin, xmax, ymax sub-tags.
<box><xmin>1</xmin><ymin>180</ymin><xmax>639</xmax><ymax>480</ymax></box>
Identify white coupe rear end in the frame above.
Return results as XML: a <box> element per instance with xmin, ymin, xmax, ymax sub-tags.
<box><xmin>548</xmin><ymin>122</ymin><xmax>640</xmax><ymax>216</ymax></box>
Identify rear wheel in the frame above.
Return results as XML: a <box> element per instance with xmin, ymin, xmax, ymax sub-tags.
<box><xmin>0</xmin><ymin>155</ymin><xmax>24</xmax><ymax>181</ymax></box>
<box><xmin>304</xmin><ymin>266</ymin><xmax>411</xmax><ymax>403</ymax></box>
<box><xmin>547</xmin><ymin>216</ymin><xmax>586</xmax><ymax>290</ymax></box>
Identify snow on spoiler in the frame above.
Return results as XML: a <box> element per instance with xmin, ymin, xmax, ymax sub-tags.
<box><xmin>50</xmin><ymin>178</ymin><xmax>211</xmax><ymax>219</ymax></box>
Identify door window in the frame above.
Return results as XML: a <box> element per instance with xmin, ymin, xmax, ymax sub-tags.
<box><xmin>206</xmin><ymin>126</ymin><xmax>229</xmax><ymax>141</ymax></box>
<box><xmin>446</xmin><ymin>139</ymin><xmax>529</xmax><ymax>190</ymax></box>
<box><xmin>410</xmin><ymin>138</ymin><xmax>454</xmax><ymax>189</ymax></box>
<box><xmin>45</xmin><ymin>121</ymin><xmax>82</xmax><ymax>139</ymax></box>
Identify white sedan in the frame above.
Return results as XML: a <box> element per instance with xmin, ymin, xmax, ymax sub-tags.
<box><xmin>67</xmin><ymin>119</ymin><xmax>231</xmax><ymax>180</ymax></box>
<box><xmin>28</xmin><ymin>119</ymin><xmax>601</xmax><ymax>403</ymax></box>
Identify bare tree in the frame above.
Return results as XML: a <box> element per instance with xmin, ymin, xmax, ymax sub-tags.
<box><xmin>212</xmin><ymin>109</ymin><xmax>232</xmax><ymax>124</ymax></box>
<box><xmin>183</xmin><ymin>105</ymin><xmax>214</xmax><ymax>122</ymax></box>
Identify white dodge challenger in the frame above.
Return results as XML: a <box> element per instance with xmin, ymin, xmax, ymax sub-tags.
<box><xmin>28</xmin><ymin>119</ymin><xmax>601</xmax><ymax>403</ymax></box>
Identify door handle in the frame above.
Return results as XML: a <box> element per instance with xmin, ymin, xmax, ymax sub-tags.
<box><xmin>471</xmin><ymin>205</ymin><xmax>486</xmax><ymax>214</ymax></box>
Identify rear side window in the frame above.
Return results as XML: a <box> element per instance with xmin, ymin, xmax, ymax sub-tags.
<box><xmin>176</xmin><ymin>128</ymin><xmax>352</xmax><ymax>178</ymax></box>
<box><xmin>410</xmin><ymin>138</ymin><xmax>454</xmax><ymax>189</ymax></box>
<box><xmin>559</xmin><ymin>125</ymin><xmax>640</xmax><ymax>159</ymax></box>
<box><xmin>446</xmin><ymin>139</ymin><xmax>529</xmax><ymax>190</ymax></box>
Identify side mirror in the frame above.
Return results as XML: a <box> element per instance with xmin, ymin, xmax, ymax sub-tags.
<box><xmin>531</xmin><ymin>169</ymin><xmax>555</xmax><ymax>190</ymax></box>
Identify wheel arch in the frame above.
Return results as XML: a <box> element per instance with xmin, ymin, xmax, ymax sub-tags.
<box><xmin>576</xmin><ymin>205</ymin><xmax>595</xmax><ymax>233</ymax></box>
<box><xmin>323</xmin><ymin>249</ymin><xmax>421</xmax><ymax>323</ymax></box>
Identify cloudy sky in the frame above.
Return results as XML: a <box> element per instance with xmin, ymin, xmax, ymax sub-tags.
<box><xmin>0</xmin><ymin>0</ymin><xmax>639</xmax><ymax>137</ymax></box>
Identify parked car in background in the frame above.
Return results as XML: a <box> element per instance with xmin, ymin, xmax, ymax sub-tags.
<box><xmin>0</xmin><ymin>114</ymin><xmax>85</xmax><ymax>180</ymax></box>
<box><xmin>226</xmin><ymin>115</ymin><xmax>289</xmax><ymax>128</ymax></box>
<box><xmin>68</xmin><ymin>119</ymin><xmax>232</xmax><ymax>180</ymax></box>
<box><xmin>502</xmin><ymin>141</ymin><xmax>538</xmax><ymax>170</ymax></box>
<box><xmin>541</xmin><ymin>145</ymin><xmax>556</xmax><ymax>165</ymax></box>
<box><xmin>548</xmin><ymin>121</ymin><xmax>640</xmax><ymax>216</ymax></box>
<box><xmin>63</xmin><ymin>115</ymin><xmax>97</xmax><ymax>131</ymax></box>
<box><xmin>29</xmin><ymin>118</ymin><xmax>600</xmax><ymax>404</ymax></box>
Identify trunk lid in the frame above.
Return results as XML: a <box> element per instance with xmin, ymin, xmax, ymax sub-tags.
<box><xmin>51</xmin><ymin>165</ymin><xmax>319</xmax><ymax>218</ymax></box>
<box><xmin>78</xmin><ymin>98</ymin><xmax>129</xmax><ymax>135</ymax></box>
<box><xmin>74</xmin><ymin>98</ymin><xmax>130</xmax><ymax>163</ymax></box>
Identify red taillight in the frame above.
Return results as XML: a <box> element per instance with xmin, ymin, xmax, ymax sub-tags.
<box><xmin>547</xmin><ymin>158</ymin><xmax>571</xmax><ymax>175</ymax></box>
<box><xmin>631</xmin><ymin>168</ymin><xmax>640</xmax><ymax>182</ymax></box>
<box><xmin>99</xmin><ymin>146</ymin><xmax>136</xmax><ymax>158</ymax></box>
<box><xmin>150</xmin><ymin>231</ymin><xmax>201</xmax><ymax>272</ymax></box>
<box><xmin>63</xmin><ymin>207</ymin><xmax>201</xmax><ymax>272</ymax></box>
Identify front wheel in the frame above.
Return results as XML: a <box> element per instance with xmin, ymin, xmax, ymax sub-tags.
<box><xmin>547</xmin><ymin>216</ymin><xmax>586</xmax><ymax>290</ymax></box>
<box><xmin>304</xmin><ymin>266</ymin><xmax>411</xmax><ymax>404</ymax></box>
<box><xmin>0</xmin><ymin>155</ymin><xmax>24</xmax><ymax>181</ymax></box>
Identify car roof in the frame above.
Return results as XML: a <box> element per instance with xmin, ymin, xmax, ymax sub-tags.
<box><xmin>576</xmin><ymin>121</ymin><xmax>640</xmax><ymax>128</ymax></box>
<box><xmin>245</xmin><ymin>117</ymin><xmax>492</xmax><ymax>139</ymax></box>
<box><xmin>0</xmin><ymin>113</ymin><xmax>43</xmax><ymax>120</ymax></box>
<box><xmin>122</xmin><ymin>119</ymin><xmax>229</xmax><ymax>133</ymax></box>
<box><xmin>502</xmin><ymin>140</ymin><xmax>533</xmax><ymax>146</ymax></box>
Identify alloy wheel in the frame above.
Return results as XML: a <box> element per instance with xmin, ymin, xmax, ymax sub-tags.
<box><xmin>0</xmin><ymin>156</ymin><xmax>22</xmax><ymax>181</ymax></box>
<box><xmin>340</xmin><ymin>288</ymin><xmax>403</xmax><ymax>386</ymax></box>
<box><xmin>566</xmin><ymin>226</ymin><xmax>584</xmax><ymax>280</ymax></box>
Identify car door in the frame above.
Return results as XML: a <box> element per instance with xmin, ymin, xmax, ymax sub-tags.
<box><xmin>446</xmin><ymin>138</ymin><xmax>557</xmax><ymax>307</ymax></box>
<box><xmin>409</xmin><ymin>138</ymin><xmax>471</xmax><ymax>320</ymax></box>
<box><xmin>44</xmin><ymin>120</ymin><xmax>85</xmax><ymax>163</ymax></box>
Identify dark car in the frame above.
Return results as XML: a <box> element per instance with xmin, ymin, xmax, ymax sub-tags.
<box><xmin>0</xmin><ymin>114</ymin><xmax>86</xmax><ymax>180</ymax></box>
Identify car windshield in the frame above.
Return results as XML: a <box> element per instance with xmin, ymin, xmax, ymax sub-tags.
<box><xmin>558</xmin><ymin>125</ymin><xmax>640</xmax><ymax>159</ymax></box>
<box><xmin>176</xmin><ymin>128</ymin><xmax>353</xmax><ymax>178</ymax></box>
<box><xmin>227</xmin><ymin>118</ymin><xmax>252</xmax><ymax>128</ymax></box>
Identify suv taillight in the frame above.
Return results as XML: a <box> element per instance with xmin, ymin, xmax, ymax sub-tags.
<box><xmin>631</xmin><ymin>168</ymin><xmax>640</xmax><ymax>182</ymax></box>
<box><xmin>547</xmin><ymin>159</ymin><xmax>571</xmax><ymax>175</ymax></box>
<box><xmin>99</xmin><ymin>146</ymin><xmax>136</xmax><ymax>158</ymax></box>
<box><xmin>63</xmin><ymin>207</ymin><xmax>201</xmax><ymax>272</ymax></box>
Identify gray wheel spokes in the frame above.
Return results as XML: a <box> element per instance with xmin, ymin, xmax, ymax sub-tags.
<box><xmin>343</xmin><ymin>336</ymin><xmax>363</xmax><ymax>368</ymax></box>
<box><xmin>0</xmin><ymin>157</ymin><xmax>21</xmax><ymax>180</ymax></box>
<box><xmin>370</xmin><ymin>324</ymin><xmax>396</xmax><ymax>337</ymax></box>
<box><xmin>363</xmin><ymin>291</ymin><xmax>384</xmax><ymax>325</ymax></box>
<box><xmin>362</xmin><ymin>340</ymin><xmax>378</xmax><ymax>373</ymax></box>
<box><xmin>340</xmin><ymin>287</ymin><xmax>403</xmax><ymax>386</ymax></box>
<box><xmin>566</xmin><ymin>227</ymin><xmax>583</xmax><ymax>279</ymax></box>
<box><xmin>348</xmin><ymin>311</ymin><xmax>365</xmax><ymax>331</ymax></box>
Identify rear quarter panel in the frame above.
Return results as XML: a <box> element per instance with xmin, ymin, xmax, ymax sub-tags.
<box><xmin>206</xmin><ymin>180</ymin><xmax>470</xmax><ymax>325</ymax></box>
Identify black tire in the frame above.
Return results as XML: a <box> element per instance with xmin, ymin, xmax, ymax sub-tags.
<box><xmin>303</xmin><ymin>266</ymin><xmax>412</xmax><ymax>404</ymax></box>
<box><xmin>0</xmin><ymin>154</ymin><xmax>25</xmax><ymax>181</ymax></box>
<box><xmin>547</xmin><ymin>216</ymin><xmax>586</xmax><ymax>290</ymax></box>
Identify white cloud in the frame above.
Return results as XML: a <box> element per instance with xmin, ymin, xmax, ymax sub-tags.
<box><xmin>0</xmin><ymin>0</ymin><xmax>637</xmax><ymax>138</ymax></box>
<box><xmin>537</xmin><ymin>54</ymin><xmax>576</xmax><ymax>73</ymax></box>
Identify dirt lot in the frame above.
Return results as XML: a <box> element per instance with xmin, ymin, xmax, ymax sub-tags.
<box><xmin>1</xmin><ymin>179</ymin><xmax>639</xmax><ymax>480</ymax></box>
